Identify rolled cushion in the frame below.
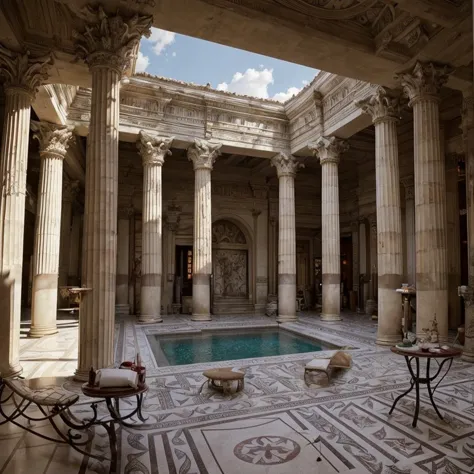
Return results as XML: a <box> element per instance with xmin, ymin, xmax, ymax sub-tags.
<box><xmin>305</xmin><ymin>359</ymin><xmax>331</xmax><ymax>370</ymax></box>
<box><xmin>96</xmin><ymin>368</ymin><xmax>138</xmax><ymax>389</ymax></box>
<box><xmin>203</xmin><ymin>368</ymin><xmax>244</xmax><ymax>381</ymax></box>
<box><xmin>329</xmin><ymin>351</ymin><xmax>352</xmax><ymax>368</ymax></box>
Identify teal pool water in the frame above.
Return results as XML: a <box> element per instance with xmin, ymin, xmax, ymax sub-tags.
<box><xmin>148</xmin><ymin>329</ymin><xmax>335</xmax><ymax>366</ymax></box>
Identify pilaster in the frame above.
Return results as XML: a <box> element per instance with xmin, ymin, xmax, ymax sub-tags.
<box><xmin>73</xmin><ymin>6</ymin><xmax>152</xmax><ymax>380</ymax></box>
<box><xmin>116</xmin><ymin>208</ymin><xmax>132</xmax><ymax>315</ymax></box>
<box><xmin>30</xmin><ymin>122</ymin><xmax>74</xmax><ymax>337</ymax></box>
<box><xmin>137</xmin><ymin>132</ymin><xmax>173</xmax><ymax>323</ymax></box>
<box><xmin>356</xmin><ymin>87</ymin><xmax>403</xmax><ymax>344</ymax></box>
<box><xmin>188</xmin><ymin>139</ymin><xmax>222</xmax><ymax>321</ymax></box>
<box><xmin>396</xmin><ymin>61</ymin><xmax>451</xmax><ymax>341</ymax></box>
<box><xmin>309</xmin><ymin>136</ymin><xmax>348</xmax><ymax>321</ymax></box>
<box><xmin>0</xmin><ymin>45</ymin><xmax>53</xmax><ymax>376</ymax></box>
<box><xmin>163</xmin><ymin>202</ymin><xmax>181</xmax><ymax>313</ymax></box>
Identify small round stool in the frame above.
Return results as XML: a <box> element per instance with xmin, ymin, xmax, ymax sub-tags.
<box><xmin>199</xmin><ymin>367</ymin><xmax>245</xmax><ymax>394</ymax></box>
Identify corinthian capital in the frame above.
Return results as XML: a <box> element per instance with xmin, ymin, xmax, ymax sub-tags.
<box><xmin>355</xmin><ymin>87</ymin><xmax>400</xmax><ymax>124</ymax></box>
<box><xmin>0</xmin><ymin>45</ymin><xmax>53</xmax><ymax>99</ymax></box>
<box><xmin>73</xmin><ymin>6</ymin><xmax>152</xmax><ymax>74</ymax></box>
<box><xmin>270</xmin><ymin>153</ymin><xmax>304</xmax><ymax>178</ymax></box>
<box><xmin>137</xmin><ymin>131</ymin><xmax>173</xmax><ymax>166</ymax></box>
<box><xmin>309</xmin><ymin>136</ymin><xmax>348</xmax><ymax>166</ymax></box>
<box><xmin>31</xmin><ymin>121</ymin><xmax>74</xmax><ymax>159</ymax></box>
<box><xmin>395</xmin><ymin>61</ymin><xmax>453</xmax><ymax>105</ymax></box>
<box><xmin>187</xmin><ymin>139</ymin><xmax>222</xmax><ymax>171</ymax></box>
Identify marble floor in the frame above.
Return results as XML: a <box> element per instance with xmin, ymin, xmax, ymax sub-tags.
<box><xmin>1</xmin><ymin>311</ymin><xmax>474</xmax><ymax>474</ymax></box>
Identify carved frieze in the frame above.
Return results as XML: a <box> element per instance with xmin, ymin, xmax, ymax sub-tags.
<box><xmin>212</xmin><ymin>221</ymin><xmax>246</xmax><ymax>245</ymax></box>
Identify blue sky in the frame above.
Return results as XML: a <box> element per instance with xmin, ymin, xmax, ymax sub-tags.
<box><xmin>136</xmin><ymin>28</ymin><xmax>319</xmax><ymax>102</ymax></box>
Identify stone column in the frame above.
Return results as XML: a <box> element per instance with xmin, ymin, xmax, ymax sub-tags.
<box><xmin>137</xmin><ymin>132</ymin><xmax>174</xmax><ymax>324</ymax></box>
<box><xmin>29</xmin><ymin>122</ymin><xmax>73</xmax><ymax>337</ymax></box>
<box><xmin>401</xmin><ymin>176</ymin><xmax>415</xmax><ymax>285</ymax></box>
<box><xmin>58</xmin><ymin>177</ymin><xmax>76</xmax><ymax>290</ymax></box>
<box><xmin>73</xmin><ymin>7</ymin><xmax>151</xmax><ymax>380</ymax></box>
<box><xmin>0</xmin><ymin>46</ymin><xmax>53</xmax><ymax>377</ymax></box>
<box><xmin>270</xmin><ymin>153</ymin><xmax>303</xmax><ymax>323</ymax></box>
<box><xmin>365</xmin><ymin>214</ymin><xmax>378</xmax><ymax>316</ymax></box>
<box><xmin>446</xmin><ymin>154</ymin><xmax>461</xmax><ymax>329</ymax></box>
<box><xmin>351</xmin><ymin>220</ymin><xmax>359</xmax><ymax>308</ymax></box>
<box><xmin>310</xmin><ymin>137</ymin><xmax>348</xmax><ymax>321</ymax></box>
<box><xmin>397</xmin><ymin>61</ymin><xmax>451</xmax><ymax>340</ymax></box>
<box><xmin>460</xmin><ymin>93</ymin><xmax>474</xmax><ymax>361</ymax></box>
<box><xmin>187</xmin><ymin>139</ymin><xmax>222</xmax><ymax>321</ymax></box>
<box><xmin>116</xmin><ymin>210</ymin><xmax>131</xmax><ymax>315</ymax></box>
<box><xmin>268</xmin><ymin>216</ymin><xmax>278</xmax><ymax>296</ymax></box>
<box><xmin>356</xmin><ymin>87</ymin><xmax>403</xmax><ymax>344</ymax></box>
<box><xmin>164</xmin><ymin>202</ymin><xmax>181</xmax><ymax>313</ymax></box>
<box><xmin>68</xmin><ymin>213</ymin><xmax>82</xmax><ymax>286</ymax></box>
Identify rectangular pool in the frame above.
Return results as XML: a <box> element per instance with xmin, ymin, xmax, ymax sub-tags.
<box><xmin>147</xmin><ymin>328</ymin><xmax>338</xmax><ymax>366</ymax></box>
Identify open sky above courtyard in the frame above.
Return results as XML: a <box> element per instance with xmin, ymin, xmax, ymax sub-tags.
<box><xmin>137</xmin><ymin>28</ymin><xmax>320</xmax><ymax>102</ymax></box>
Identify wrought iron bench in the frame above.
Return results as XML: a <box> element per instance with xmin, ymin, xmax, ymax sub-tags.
<box><xmin>0</xmin><ymin>377</ymin><xmax>108</xmax><ymax>464</ymax></box>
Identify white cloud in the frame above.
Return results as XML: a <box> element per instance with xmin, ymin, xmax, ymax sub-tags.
<box><xmin>172</xmin><ymin>52</ymin><xmax>177</xmax><ymax>57</ymax></box>
<box><xmin>217</xmin><ymin>68</ymin><xmax>274</xmax><ymax>98</ymax></box>
<box><xmin>302</xmin><ymin>79</ymin><xmax>309</xmax><ymax>86</ymax></box>
<box><xmin>146</xmin><ymin>28</ymin><xmax>176</xmax><ymax>55</ymax></box>
<box><xmin>135</xmin><ymin>51</ymin><xmax>150</xmax><ymax>73</ymax></box>
<box><xmin>272</xmin><ymin>86</ymin><xmax>302</xmax><ymax>102</ymax></box>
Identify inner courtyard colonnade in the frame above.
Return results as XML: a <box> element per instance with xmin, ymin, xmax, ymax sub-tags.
<box><xmin>0</xmin><ymin>0</ymin><xmax>474</xmax><ymax>380</ymax></box>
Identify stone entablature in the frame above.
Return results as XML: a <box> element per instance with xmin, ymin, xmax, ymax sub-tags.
<box><xmin>64</xmin><ymin>71</ymin><xmax>381</xmax><ymax>156</ymax></box>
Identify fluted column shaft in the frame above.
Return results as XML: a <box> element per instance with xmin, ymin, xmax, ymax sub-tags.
<box><xmin>374</xmin><ymin>117</ymin><xmax>403</xmax><ymax>344</ymax></box>
<box><xmin>412</xmin><ymin>98</ymin><xmax>448</xmax><ymax>339</ymax></box>
<box><xmin>401</xmin><ymin>176</ymin><xmax>415</xmax><ymax>285</ymax></box>
<box><xmin>277</xmin><ymin>174</ymin><xmax>297</xmax><ymax>322</ymax></box>
<box><xmin>59</xmin><ymin>181</ymin><xmax>73</xmax><ymax>289</ymax></box>
<box><xmin>77</xmin><ymin>66</ymin><xmax>120</xmax><ymax>378</ymax></box>
<box><xmin>68</xmin><ymin>213</ymin><xmax>82</xmax><ymax>286</ymax></box>
<box><xmin>30</xmin><ymin>122</ymin><xmax>73</xmax><ymax>337</ymax></box>
<box><xmin>116</xmin><ymin>215</ymin><xmax>130</xmax><ymax>312</ymax></box>
<box><xmin>188</xmin><ymin>139</ymin><xmax>221</xmax><ymax>321</ymax></box>
<box><xmin>141</xmin><ymin>163</ymin><xmax>163</xmax><ymax>322</ymax></box>
<box><xmin>193</xmin><ymin>167</ymin><xmax>212</xmax><ymax>319</ymax></box>
<box><xmin>321</xmin><ymin>159</ymin><xmax>341</xmax><ymax>320</ymax></box>
<box><xmin>0</xmin><ymin>90</ymin><xmax>33</xmax><ymax>376</ymax></box>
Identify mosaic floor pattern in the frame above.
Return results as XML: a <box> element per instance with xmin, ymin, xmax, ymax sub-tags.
<box><xmin>1</xmin><ymin>312</ymin><xmax>474</xmax><ymax>473</ymax></box>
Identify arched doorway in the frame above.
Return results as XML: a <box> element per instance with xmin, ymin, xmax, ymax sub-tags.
<box><xmin>212</xmin><ymin>220</ymin><xmax>249</xmax><ymax>312</ymax></box>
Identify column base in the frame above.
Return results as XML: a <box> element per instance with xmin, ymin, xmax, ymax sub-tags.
<box><xmin>376</xmin><ymin>335</ymin><xmax>401</xmax><ymax>346</ymax></box>
<box><xmin>461</xmin><ymin>351</ymin><xmax>474</xmax><ymax>363</ymax></box>
<box><xmin>320</xmin><ymin>313</ymin><xmax>341</xmax><ymax>322</ymax></box>
<box><xmin>137</xmin><ymin>316</ymin><xmax>163</xmax><ymax>325</ymax></box>
<box><xmin>28</xmin><ymin>326</ymin><xmax>58</xmax><ymax>338</ymax></box>
<box><xmin>277</xmin><ymin>315</ymin><xmax>298</xmax><ymax>323</ymax></box>
<box><xmin>191</xmin><ymin>314</ymin><xmax>212</xmax><ymax>322</ymax></box>
<box><xmin>73</xmin><ymin>368</ymin><xmax>89</xmax><ymax>382</ymax></box>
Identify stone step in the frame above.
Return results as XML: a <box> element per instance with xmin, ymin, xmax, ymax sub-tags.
<box><xmin>212</xmin><ymin>300</ymin><xmax>254</xmax><ymax>315</ymax></box>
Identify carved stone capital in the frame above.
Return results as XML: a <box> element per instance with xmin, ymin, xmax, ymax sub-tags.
<box><xmin>31</xmin><ymin>121</ymin><xmax>74</xmax><ymax>160</ymax></box>
<box><xmin>395</xmin><ymin>61</ymin><xmax>453</xmax><ymax>106</ymax></box>
<box><xmin>271</xmin><ymin>153</ymin><xmax>304</xmax><ymax>178</ymax></box>
<box><xmin>355</xmin><ymin>87</ymin><xmax>400</xmax><ymax>124</ymax></box>
<box><xmin>309</xmin><ymin>136</ymin><xmax>349</xmax><ymax>165</ymax></box>
<box><xmin>459</xmin><ymin>286</ymin><xmax>474</xmax><ymax>307</ymax></box>
<box><xmin>187</xmin><ymin>139</ymin><xmax>222</xmax><ymax>171</ymax></box>
<box><xmin>137</xmin><ymin>131</ymin><xmax>173</xmax><ymax>167</ymax></box>
<box><xmin>0</xmin><ymin>45</ymin><xmax>53</xmax><ymax>100</ymax></box>
<box><xmin>461</xmin><ymin>94</ymin><xmax>474</xmax><ymax>136</ymax></box>
<box><xmin>73</xmin><ymin>6</ymin><xmax>152</xmax><ymax>75</ymax></box>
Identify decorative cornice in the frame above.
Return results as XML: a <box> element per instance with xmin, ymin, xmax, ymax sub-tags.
<box><xmin>270</xmin><ymin>153</ymin><xmax>304</xmax><ymax>178</ymax></box>
<box><xmin>354</xmin><ymin>87</ymin><xmax>400</xmax><ymax>124</ymax></box>
<box><xmin>395</xmin><ymin>61</ymin><xmax>453</xmax><ymax>106</ymax></box>
<box><xmin>31</xmin><ymin>121</ymin><xmax>74</xmax><ymax>160</ymax></box>
<box><xmin>309</xmin><ymin>136</ymin><xmax>349</xmax><ymax>165</ymax></box>
<box><xmin>0</xmin><ymin>45</ymin><xmax>53</xmax><ymax>99</ymax></box>
<box><xmin>73</xmin><ymin>6</ymin><xmax>152</xmax><ymax>74</ymax></box>
<box><xmin>137</xmin><ymin>131</ymin><xmax>173</xmax><ymax>166</ymax></box>
<box><xmin>187</xmin><ymin>139</ymin><xmax>222</xmax><ymax>171</ymax></box>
